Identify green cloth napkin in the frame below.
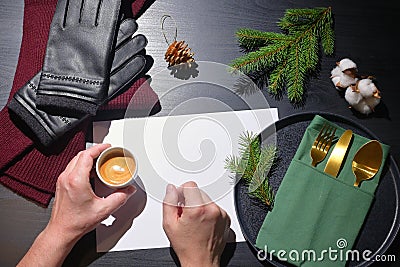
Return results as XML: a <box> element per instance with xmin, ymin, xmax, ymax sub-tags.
<box><xmin>255</xmin><ymin>115</ymin><xmax>390</xmax><ymax>267</ymax></box>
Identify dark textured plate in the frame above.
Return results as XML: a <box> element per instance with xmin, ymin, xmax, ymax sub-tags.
<box><xmin>234</xmin><ymin>112</ymin><xmax>400</xmax><ymax>267</ymax></box>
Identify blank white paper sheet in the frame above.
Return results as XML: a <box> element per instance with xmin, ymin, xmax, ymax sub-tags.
<box><xmin>93</xmin><ymin>108</ymin><xmax>279</xmax><ymax>252</ymax></box>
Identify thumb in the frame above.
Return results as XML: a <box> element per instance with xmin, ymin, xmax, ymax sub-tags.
<box><xmin>162</xmin><ymin>184</ymin><xmax>179</xmax><ymax>225</ymax></box>
<box><xmin>102</xmin><ymin>185</ymin><xmax>137</xmax><ymax>215</ymax></box>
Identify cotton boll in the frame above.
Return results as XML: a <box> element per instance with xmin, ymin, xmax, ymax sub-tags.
<box><xmin>338</xmin><ymin>58</ymin><xmax>357</xmax><ymax>72</ymax></box>
<box><xmin>331</xmin><ymin>66</ymin><xmax>345</xmax><ymax>90</ymax></box>
<box><xmin>343</xmin><ymin>68</ymin><xmax>357</xmax><ymax>79</ymax></box>
<box><xmin>364</xmin><ymin>96</ymin><xmax>381</xmax><ymax>110</ymax></box>
<box><xmin>330</xmin><ymin>66</ymin><xmax>342</xmax><ymax>78</ymax></box>
<box><xmin>332</xmin><ymin>58</ymin><xmax>381</xmax><ymax>115</ymax></box>
<box><xmin>331</xmin><ymin>76</ymin><xmax>341</xmax><ymax>90</ymax></box>
<box><xmin>345</xmin><ymin>87</ymin><xmax>363</xmax><ymax>106</ymax></box>
<box><xmin>330</xmin><ymin>59</ymin><xmax>358</xmax><ymax>90</ymax></box>
<box><xmin>338</xmin><ymin>72</ymin><xmax>358</xmax><ymax>88</ymax></box>
<box><xmin>351</xmin><ymin>99</ymin><xmax>374</xmax><ymax>115</ymax></box>
<box><xmin>357</xmin><ymin>78</ymin><xmax>380</xmax><ymax>98</ymax></box>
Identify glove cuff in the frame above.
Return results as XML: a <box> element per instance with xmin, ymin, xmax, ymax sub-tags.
<box><xmin>8</xmin><ymin>96</ymin><xmax>55</xmax><ymax>147</ymax></box>
<box><xmin>36</xmin><ymin>72</ymin><xmax>105</xmax><ymax>116</ymax></box>
<box><xmin>36</xmin><ymin>93</ymin><xmax>99</xmax><ymax>116</ymax></box>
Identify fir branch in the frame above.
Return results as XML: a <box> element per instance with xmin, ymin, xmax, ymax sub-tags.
<box><xmin>279</xmin><ymin>7</ymin><xmax>331</xmax><ymax>36</ymax></box>
<box><xmin>304</xmin><ymin>34</ymin><xmax>319</xmax><ymax>71</ymax></box>
<box><xmin>225</xmin><ymin>131</ymin><xmax>277</xmax><ymax>207</ymax></box>
<box><xmin>321</xmin><ymin>23</ymin><xmax>335</xmax><ymax>55</ymax></box>
<box><xmin>231</xmin><ymin>40</ymin><xmax>291</xmax><ymax>74</ymax></box>
<box><xmin>231</xmin><ymin>7</ymin><xmax>334</xmax><ymax>103</ymax></box>
<box><xmin>268</xmin><ymin>58</ymin><xmax>288</xmax><ymax>95</ymax></box>
<box><xmin>236</xmin><ymin>29</ymin><xmax>290</xmax><ymax>50</ymax></box>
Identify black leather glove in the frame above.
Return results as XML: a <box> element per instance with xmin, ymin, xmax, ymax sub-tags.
<box><xmin>8</xmin><ymin>19</ymin><xmax>148</xmax><ymax>147</ymax></box>
<box><xmin>35</xmin><ymin>0</ymin><xmax>123</xmax><ymax>116</ymax></box>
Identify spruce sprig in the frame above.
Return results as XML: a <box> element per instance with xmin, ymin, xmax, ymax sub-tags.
<box><xmin>225</xmin><ymin>131</ymin><xmax>277</xmax><ymax>207</ymax></box>
<box><xmin>231</xmin><ymin>7</ymin><xmax>334</xmax><ymax>103</ymax></box>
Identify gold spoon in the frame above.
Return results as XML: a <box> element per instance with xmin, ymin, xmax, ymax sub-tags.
<box><xmin>352</xmin><ymin>140</ymin><xmax>383</xmax><ymax>187</ymax></box>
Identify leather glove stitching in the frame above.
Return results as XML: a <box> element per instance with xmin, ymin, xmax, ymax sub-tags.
<box><xmin>41</xmin><ymin>73</ymin><xmax>102</xmax><ymax>85</ymax></box>
<box><xmin>28</xmin><ymin>81</ymin><xmax>37</xmax><ymax>93</ymax></box>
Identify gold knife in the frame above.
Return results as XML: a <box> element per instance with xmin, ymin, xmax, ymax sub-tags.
<box><xmin>324</xmin><ymin>129</ymin><xmax>353</xmax><ymax>177</ymax></box>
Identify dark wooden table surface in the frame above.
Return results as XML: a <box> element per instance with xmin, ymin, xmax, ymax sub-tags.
<box><xmin>1</xmin><ymin>0</ymin><xmax>400</xmax><ymax>266</ymax></box>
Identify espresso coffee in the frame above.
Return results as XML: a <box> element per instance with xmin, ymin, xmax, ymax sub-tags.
<box><xmin>96</xmin><ymin>147</ymin><xmax>137</xmax><ymax>188</ymax></box>
<box><xmin>99</xmin><ymin>156</ymin><xmax>136</xmax><ymax>185</ymax></box>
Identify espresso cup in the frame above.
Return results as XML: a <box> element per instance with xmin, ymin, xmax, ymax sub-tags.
<box><xmin>96</xmin><ymin>146</ymin><xmax>138</xmax><ymax>188</ymax></box>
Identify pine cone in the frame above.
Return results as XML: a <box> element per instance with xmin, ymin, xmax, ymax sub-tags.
<box><xmin>165</xmin><ymin>40</ymin><xmax>194</xmax><ymax>67</ymax></box>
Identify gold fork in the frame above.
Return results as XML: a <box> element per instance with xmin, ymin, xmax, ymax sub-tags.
<box><xmin>310</xmin><ymin>123</ymin><xmax>336</xmax><ymax>167</ymax></box>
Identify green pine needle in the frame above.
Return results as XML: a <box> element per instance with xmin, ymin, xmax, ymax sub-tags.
<box><xmin>231</xmin><ymin>7</ymin><xmax>334</xmax><ymax>103</ymax></box>
<box><xmin>225</xmin><ymin>131</ymin><xmax>277</xmax><ymax>207</ymax></box>
<box><xmin>236</xmin><ymin>29</ymin><xmax>291</xmax><ymax>50</ymax></box>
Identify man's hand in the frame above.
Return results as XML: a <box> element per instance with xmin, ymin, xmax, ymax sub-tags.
<box><xmin>162</xmin><ymin>181</ymin><xmax>231</xmax><ymax>267</ymax></box>
<box><xmin>17</xmin><ymin>143</ymin><xmax>136</xmax><ymax>267</ymax></box>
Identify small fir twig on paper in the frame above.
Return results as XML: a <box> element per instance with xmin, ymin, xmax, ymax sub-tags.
<box><xmin>225</xmin><ymin>131</ymin><xmax>277</xmax><ymax>207</ymax></box>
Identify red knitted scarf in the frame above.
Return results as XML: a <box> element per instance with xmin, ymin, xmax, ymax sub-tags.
<box><xmin>0</xmin><ymin>0</ymin><xmax>158</xmax><ymax>207</ymax></box>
